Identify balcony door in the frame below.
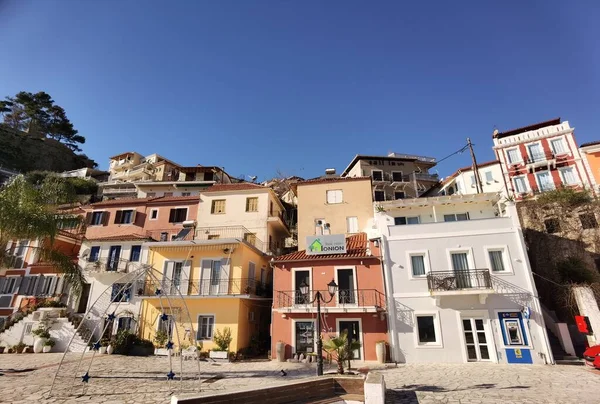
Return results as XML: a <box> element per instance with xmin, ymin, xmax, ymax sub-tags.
<box><xmin>461</xmin><ymin>318</ymin><xmax>492</xmax><ymax>362</ymax></box>
<box><xmin>527</xmin><ymin>143</ymin><xmax>543</xmax><ymax>161</ymax></box>
<box><xmin>451</xmin><ymin>252</ymin><xmax>471</xmax><ymax>289</ymax></box>
<box><xmin>107</xmin><ymin>246</ymin><xmax>121</xmax><ymax>271</ymax></box>
<box><xmin>294</xmin><ymin>269</ymin><xmax>310</xmax><ymax>304</ymax></box>
<box><xmin>336</xmin><ymin>268</ymin><xmax>356</xmax><ymax>305</ymax></box>
<box><xmin>200</xmin><ymin>259</ymin><xmax>229</xmax><ymax>295</ymax></box>
<box><xmin>338</xmin><ymin>320</ymin><xmax>361</xmax><ymax>360</ymax></box>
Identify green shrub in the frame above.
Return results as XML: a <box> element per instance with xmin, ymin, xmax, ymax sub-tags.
<box><xmin>154</xmin><ymin>330</ymin><xmax>168</xmax><ymax>347</ymax></box>
<box><xmin>213</xmin><ymin>327</ymin><xmax>232</xmax><ymax>351</ymax></box>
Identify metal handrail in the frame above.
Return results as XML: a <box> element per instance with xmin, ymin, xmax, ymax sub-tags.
<box><xmin>427</xmin><ymin>269</ymin><xmax>492</xmax><ymax>291</ymax></box>
<box><xmin>194</xmin><ymin>226</ymin><xmax>265</xmax><ymax>251</ymax></box>
<box><xmin>83</xmin><ymin>257</ymin><xmax>141</xmax><ymax>273</ymax></box>
<box><xmin>273</xmin><ymin>289</ymin><xmax>386</xmax><ymax>309</ymax></box>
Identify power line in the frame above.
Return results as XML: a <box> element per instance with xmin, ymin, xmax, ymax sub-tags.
<box><xmin>435</xmin><ymin>144</ymin><xmax>470</xmax><ymax>165</ymax></box>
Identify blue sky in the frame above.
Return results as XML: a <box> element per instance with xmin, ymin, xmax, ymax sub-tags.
<box><xmin>1</xmin><ymin>1</ymin><xmax>599</xmax><ymax>181</ymax></box>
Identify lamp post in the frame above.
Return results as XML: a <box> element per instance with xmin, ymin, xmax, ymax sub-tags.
<box><xmin>299</xmin><ymin>279</ymin><xmax>338</xmax><ymax>376</ymax></box>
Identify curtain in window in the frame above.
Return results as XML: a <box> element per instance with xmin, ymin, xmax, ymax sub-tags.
<box><xmin>451</xmin><ymin>253</ymin><xmax>469</xmax><ymax>270</ymax></box>
<box><xmin>514</xmin><ymin>177</ymin><xmax>526</xmax><ymax>193</ymax></box>
<box><xmin>489</xmin><ymin>251</ymin><xmax>505</xmax><ymax>272</ymax></box>
<box><xmin>561</xmin><ymin>168</ymin><xmax>577</xmax><ymax>185</ymax></box>
<box><xmin>537</xmin><ymin>172</ymin><xmax>554</xmax><ymax>191</ymax></box>
<box><xmin>551</xmin><ymin>139</ymin><xmax>566</xmax><ymax>154</ymax></box>
<box><xmin>507</xmin><ymin>149</ymin><xmax>520</xmax><ymax>163</ymax></box>
<box><xmin>411</xmin><ymin>256</ymin><xmax>426</xmax><ymax>276</ymax></box>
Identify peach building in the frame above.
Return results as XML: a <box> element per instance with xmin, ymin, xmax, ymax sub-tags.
<box><xmin>271</xmin><ymin>233</ymin><xmax>388</xmax><ymax>362</ymax></box>
<box><xmin>580</xmin><ymin>140</ymin><xmax>600</xmax><ymax>192</ymax></box>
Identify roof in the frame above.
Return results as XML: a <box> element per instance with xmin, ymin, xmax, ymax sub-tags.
<box><xmin>146</xmin><ymin>195</ymin><xmax>200</xmax><ymax>204</ymax></box>
<box><xmin>201</xmin><ymin>183</ymin><xmax>268</xmax><ymax>192</ymax></box>
<box><xmin>580</xmin><ymin>140</ymin><xmax>600</xmax><ymax>148</ymax></box>
<box><xmin>443</xmin><ymin>160</ymin><xmax>500</xmax><ymax>183</ymax></box>
<box><xmin>493</xmin><ymin>118</ymin><xmax>561</xmax><ymax>139</ymax></box>
<box><xmin>88</xmin><ymin>195</ymin><xmax>200</xmax><ymax>208</ymax></box>
<box><xmin>85</xmin><ymin>234</ymin><xmax>151</xmax><ymax>242</ymax></box>
<box><xmin>341</xmin><ymin>153</ymin><xmax>437</xmax><ymax>176</ymax></box>
<box><xmin>109</xmin><ymin>151</ymin><xmax>140</xmax><ymax>160</ymax></box>
<box><xmin>296</xmin><ymin>176</ymin><xmax>371</xmax><ymax>187</ymax></box>
<box><xmin>178</xmin><ymin>166</ymin><xmax>223</xmax><ymax>173</ymax></box>
<box><xmin>275</xmin><ymin>233</ymin><xmax>374</xmax><ymax>262</ymax></box>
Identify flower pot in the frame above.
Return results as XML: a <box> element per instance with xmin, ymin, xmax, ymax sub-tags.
<box><xmin>209</xmin><ymin>350</ymin><xmax>228</xmax><ymax>360</ymax></box>
<box><xmin>33</xmin><ymin>338</ymin><xmax>45</xmax><ymax>354</ymax></box>
<box><xmin>106</xmin><ymin>345</ymin><xmax>114</xmax><ymax>355</ymax></box>
<box><xmin>276</xmin><ymin>341</ymin><xmax>286</xmax><ymax>362</ymax></box>
<box><xmin>43</xmin><ymin>345</ymin><xmax>52</xmax><ymax>353</ymax></box>
<box><xmin>0</xmin><ymin>347</ymin><xmax>5</xmax><ymax>354</ymax></box>
<box><xmin>99</xmin><ymin>346</ymin><xmax>107</xmax><ymax>354</ymax></box>
<box><xmin>375</xmin><ymin>341</ymin><xmax>386</xmax><ymax>364</ymax></box>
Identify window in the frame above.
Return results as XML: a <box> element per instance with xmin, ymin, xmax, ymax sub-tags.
<box><xmin>536</xmin><ymin>171</ymin><xmax>554</xmax><ymax>191</ymax></box>
<box><xmin>115</xmin><ymin>209</ymin><xmax>135</xmax><ymax>224</ymax></box>
<box><xmin>374</xmin><ymin>190</ymin><xmax>385</xmax><ymax>202</ymax></box>
<box><xmin>150</xmin><ymin>209</ymin><xmax>158</xmax><ymax>220</ymax></box>
<box><xmin>89</xmin><ymin>246</ymin><xmax>100</xmax><ymax>262</ymax></box>
<box><xmin>513</xmin><ymin>176</ymin><xmax>528</xmax><ymax>193</ymax></box>
<box><xmin>371</xmin><ymin>170</ymin><xmax>383</xmax><ymax>181</ymax></box>
<box><xmin>169</xmin><ymin>208</ymin><xmax>187</xmax><ymax>222</ymax></box>
<box><xmin>346</xmin><ymin>216</ymin><xmax>358</xmax><ymax>233</ymax></box>
<box><xmin>470</xmin><ymin>174</ymin><xmax>476</xmax><ymax>187</ymax></box>
<box><xmin>207</xmin><ymin>234</ymin><xmax>220</xmax><ymax>240</ymax></box>
<box><xmin>580</xmin><ymin>213</ymin><xmax>598</xmax><ymax>229</ymax></box>
<box><xmin>455</xmin><ymin>180</ymin><xmax>462</xmax><ymax>193</ymax></box>
<box><xmin>392</xmin><ymin>171</ymin><xmax>404</xmax><ymax>182</ymax></box>
<box><xmin>90</xmin><ymin>211</ymin><xmax>105</xmax><ymax>226</ymax></box>
<box><xmin>181</xmin><ymin>192</ymin><xmax>191</xmax><ymax>197</ymax></box>
<box><xmin>158</xmin><ymin>314</ymin><xmax>173</xmax><ymax>338</ymax></box>
<box><xmin>410</xmin><ymin>254</ymin><xmax>427</xmax><ymax>277</ymax></box>
<box><xmin>550</xmin><ymin>138</ymin><xmax>567</xmax><ymax>155</ymax></box>
<box><xmin>394</xmin><ymin>216</ymin><xmax>419</xmax><ymax>225</ymax></box>
<box><xmin>559</xmin><ymin>167</ymin><xmax>578</xmax><ymax>186</ymax></box>
<box><xmin>245</xmin><ymin>197</ymin><xmax>258</xmax><ymax>212</ymax></box>
<box><xmin>130</xmin><ymin>245</ymin><xmax>142</xmax><ymax>262</ymax></box>
<box><xmin>164</xmin><ymin>192</ymin><xmax>173</xmax><ymax>197</ymax></box>
<box><xmin>211</xmin><ymin>200</ymin><xmax>226</xmax><ymax>214</ymax></box>
<box><xmin>243</xmin><ymin>232</ymin><xmax>257</xmax><ymax>245</ymax></box>
<box><xmin>394</xmin><ymin>191</ymin><xmax>405</xmax><ymax>200</ymax></box>
<box><xmin>146</xmin><ymin>192</ymin><xmax>156</xmax><ymax>198</ymax></box>
<box><xmin>1</xmin><ymin>277</ymin><xmax>18</xmax><ymax>294</ymax></box>
<box><xmin>506</xmin><ymin>148</ymin><xmax>521</xmax><ymax>164</ymax></box>
<box><xmin>416</xmin><ymin>315</ymin><xmax>438</xmax><ymax>345</ymax></box>
<box><xmin>444</xmin><ymin>213</ymin><xmax>469</xmax><ymax>222</ymax></box>
<box><xmin>488</xmin><ymin>249</ymin><xmax>506</xmax><ymax>272</ymax></box>
<box><xmin>544</xmin><ymin>218</ymin><xmax>560</xmax><ymax>233</ymax></box>
<box><xmin>326</xmin><ymin>190</ymin><xmax>343</xmax><ymax>204</ymax></box>
<box><xmin>527</xmin><ymin>143</ymin><xmax>544</xmax><ymax>162</ymax></box>
<box><xmin>57</xmin><ymin>216</ymin><xmax>79</xmax><ymax>229</ymax></box>
<box><xmin>111</xmin><ymin>283</ymin><xmax>132</xmax><ymax>302</ymax></box>
<box><xmin>485</xmin><ymin>171</ymin><xmax>494</xmax><ymax>182</ymax></box>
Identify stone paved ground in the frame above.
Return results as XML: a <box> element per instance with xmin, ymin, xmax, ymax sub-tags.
<box><xmin>1</xmin><ymin>354</ymin><xmax>599</xmax><ymax>403</ymax></box>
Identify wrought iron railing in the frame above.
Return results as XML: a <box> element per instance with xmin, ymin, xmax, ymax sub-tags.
<box><xmin>525</xmin><ymin>152</ymin><xmax>555</xmax><ymax>164</ymax></box>
<box><xmin>273</xmin><ymin>289</ymin><xmax>386</xmax><ymax>309</ymax></box>
<box><xmin>427</xmin><ymin>269</ymin><xmax>492</xmax><ymax>291</ymax></box>
<box><xmin>135</xmin><ymin>277</ymin><xmax>271</xmax><ymax>298</ymax></box>
<box><xmin>83</xmin><ymin>258</ymin><xmax>142</xmax><ymax>273</ymax></box>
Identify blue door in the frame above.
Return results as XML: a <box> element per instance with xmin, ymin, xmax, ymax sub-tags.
<box><xmin>108</xmin><ymin>246</ymin><xmax>121</xmax><ymax>271</ymax></box>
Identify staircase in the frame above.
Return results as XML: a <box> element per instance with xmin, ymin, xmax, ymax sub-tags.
<box><xmin>546</xmin><ymin>327</ymin><xmax>583</xmax><ymax>366</ymax></box>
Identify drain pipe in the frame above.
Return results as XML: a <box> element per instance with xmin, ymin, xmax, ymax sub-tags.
<box><xmin>375</xmin><ymin>231</ymin><xmax>400</xmax><ymax>362</ymax></box>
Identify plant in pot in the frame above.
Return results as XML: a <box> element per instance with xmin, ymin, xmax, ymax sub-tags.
<box><xmin>153</xmin><ymin>330</ymin><xmax>169</xmax><ymax>355</ymax></box>
<box><xmin>323</xmin><ymin>331</ymin><xmax>361</xmax><ymax>374</ymax></box>
<box><xmin>14</xmin><ymin>342</ymin><xmax>27</xmax><ymax>354</ymax></box>
<box><xmin>100</xmin><ymin>337</ymin><xmax>110</xmax><ymax>354</ymax></box>
<box><xmin>32</xmin><ymin>325</ymin><xmax>51</xmax><ymax>353</ymax></box>
<box><xmin>43</xmin><ymin>338</ymin><xmax>55</xmax><ymax>353</ymax></box>
<box><xmin>107</xmin><ymin>337</ymin><xmax>116</xmax><ymax>355</ymax></box>
<box><xmin>210</xmin><ymin>327</ymin><xmax>232</xmax><ymax>360</ymax></box>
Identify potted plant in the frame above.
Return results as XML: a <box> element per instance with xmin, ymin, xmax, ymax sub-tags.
<box><xmin>153</xmin><ymin>330</ymin><xmax>169</xmax><ymax>355</ymax></box>
<box><xmin>32</xmin><ymin>325</ymin><xmax>51</xmax><ymax>354</ymax></box>
<box><xmin>43</xmin><ymin>339</ymin><xmax>55</xmax><ymax>353</ymax></box>
<box><xmin>209</xmin><ymin>327</ymin><xmax>232</xmax><ymax>360</ymax></box>
<box><xmin>375</xmin><ymin>340</ymin><xmax>386</xmax><ymax>364</ymax></box>
<box><xmin>323</xmin><ymin>331</ymin><xmax>361</xmax><ymax>374</ymax></box>
<box><xmin>14</xmin><ymin>342</ymin><xmax>26</xmax><ymax>354</ymax></box>
<box><xmin>100</xmin><ymin>338</ymin><xmax>110</xmax><ymax>354</ymax></box>
<box><xmin>276</xmin><ymin>340</ymin><xmax>286</xmax><ymax>362</ymax></box>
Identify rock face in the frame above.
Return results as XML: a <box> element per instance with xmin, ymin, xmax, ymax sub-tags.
<box><xmin>0</xmin><ymin>125</ymin><xmax>96</xmax><ymax>173</ymax></box>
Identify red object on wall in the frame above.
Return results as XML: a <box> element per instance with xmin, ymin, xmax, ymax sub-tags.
<box><xmin>575</xmin><ymin>315</ymin><xmax>593</xmax><ymax>335</ymax></box>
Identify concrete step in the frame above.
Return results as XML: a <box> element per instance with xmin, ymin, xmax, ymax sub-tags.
<box><xmin>555</xmin><ymin>358</ymin><xmax>585</xmax><ymax>366</ymax></box>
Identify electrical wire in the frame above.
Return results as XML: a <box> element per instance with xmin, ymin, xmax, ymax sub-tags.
<box><xmin>531</xmin><ymin>271</ymin><xmax>570</xmax><ymax>288</ymax></box>
<box><xmin>435</xmin><ymin>144</ymin><xmax>470</xmax><ymax>165</ymax></box>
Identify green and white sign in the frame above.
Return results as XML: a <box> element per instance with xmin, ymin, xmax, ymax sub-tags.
<box><xmin>306</xmin><ymin>235</ymin><xmax>346</xmax><ymax>255</ymax></box>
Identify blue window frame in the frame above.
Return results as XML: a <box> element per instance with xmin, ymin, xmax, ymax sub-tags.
<box><xmin>89</xmin><ymin>246</ymin><xmax>100</xmax><ymax>262</ymax></box>
<box><xmin>130</xmin><ymin>245</ymin><xmax>142</xmax><ymax>262</ymax></box>
<box><xmin>111</xmin><ymin>283</ymin><xmax>131</xmax><ymax>302</ymax></box>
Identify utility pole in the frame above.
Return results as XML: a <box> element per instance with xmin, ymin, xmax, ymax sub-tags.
<box><xmin>467</xmin><ymin>138</ymin><xmax>484</xmax><ymax>194</ymax></box>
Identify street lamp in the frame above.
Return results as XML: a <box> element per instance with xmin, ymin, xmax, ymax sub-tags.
<box><xmin>298</xmin><ymin>279</ymin><xmax>338</xmax><ymax>376</ymax></box>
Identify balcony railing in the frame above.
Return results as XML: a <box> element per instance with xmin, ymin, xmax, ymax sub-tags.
<box><xmin>273</xmin><ymin>289</ymin><xmax>386</xmax><ymax>310</ymax></box>
<box><xmin>146</xmin><ymin>228</ymin><xmax>195</xmax><ymax>242</ymax></box>
<box><xmin>135</xmin><ymin>278</ymin><xmax>271</xmax><ymax>297</ymax></box>
<box><xmin>194</xmin><ymin>226</ymin><xmax>265</xmax><ymax>251</ymax></box>
<box><xmin>525</xmin><ymin>151</ymin><xmax>555</xmax><ymax>164</ymax></box>
<box><xmin>268</xmin><ymin>209</ymin><xmax>290</xmax><ymax>231</ymax></box>
<box><xmin>83</xmin><ymin>258</ymin><xmax>142</xmax><ymax>273</ymax></box>
<box><xmin>410</xmin><ymin>172</ymin><xmax>439</xmax><ymax>182</ymax></box>
<box><xmin>427</xmin><ymin>269</ymin><xmax>492</xmax><ymax>292</ymax></box>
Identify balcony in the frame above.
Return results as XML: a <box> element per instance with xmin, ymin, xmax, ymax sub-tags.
<box><xmin>135</xmin><ymin>278</ymin><xmax>271</xmax><ymax>298</ymax></box>
<box><xmin>427</xmin><ymin>269</ymin><xmax>495</xmax><ymax>303</ymax></box>
<box><xmin>267</xmin><ymin>209</ymin><xmax>290</xmax><ymax>234</ymax></box>
<box><xmin>525</xmin><ymin>152</ymin><xmax>555</xmax><ymax>172</ymax></box>
<box><xmin>146</xmin><ymin>228</ymin><xmax>194</xmax><ymax>242</ymax></box>
<box><xmin>388</xmin><ymin>217</ymin><xmax>512</xmax><ymax>238</ymax></box>
<box><xmin>273</xmin><ymin>289</ymin><xmax>386</xmax><ymax>313</ymax></box>
<box><xmin>83</xmin><ymin>258</ymin><xmax>142</xmax><ymax>274</ymax></box>
<box><xmin>194</xmin><ymin>226</ymin><xmax>265</xmax><ymax>252</ymax></box>
<box><xmin>410</xmin><ymin>172</ymin><xmax>439</xmax><ymax>182</ymax></box>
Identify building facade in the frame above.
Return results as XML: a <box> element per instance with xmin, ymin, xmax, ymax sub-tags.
<box><xmin>580</xmin><ymin>140</ymin><xmax>600</xmax><ymax>192</ymax></box>
<box><xmin>341</xmin><ymin>153</ymin><xmax>438</xmax><ymax>200</ymax></box>
<box><xmin>439</xmin><ymin>161</ymin><xmax>507</xmax><ymax>198</ymax></box>
<box><xmin>271</xmin><ymin>233</ymin><xmax>387</xmax><ymax>361</ymax></box>
<box><xmin>375</xmin><ymin>193</ymin><xmax>553</xmax><ymax>365</ymax></box>
<box><xmin>493</xmin><ymin>119</ymin><xmax>593</xmax><ymax>199</ymax></box>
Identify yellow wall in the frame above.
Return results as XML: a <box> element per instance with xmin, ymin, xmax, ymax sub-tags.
<box><xmin>583</xmin><ymin>150</ymin><xmax>600</xmax><ymax>185</ymax></box>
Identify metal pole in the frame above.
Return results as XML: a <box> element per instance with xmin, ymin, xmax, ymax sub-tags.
<box><xmin>467</xmin><ymin>138</ymin><xmax>484</xmax><ymax>194</ymax></box>
<box><xmin>316</xmin><ymin>293</ymin><xmax>323</xmax><ymax>376</ymax></box>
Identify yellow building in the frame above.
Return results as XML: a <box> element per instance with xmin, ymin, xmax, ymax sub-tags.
<box><xmin>138</xmin><ymin>232</ymin><xmax>272</xmax><ymax>353</ymax></box>
<box><xmin>295</xmin><ymin>176</ymin><xmax>373</xmax><ymax>250</ymax></box>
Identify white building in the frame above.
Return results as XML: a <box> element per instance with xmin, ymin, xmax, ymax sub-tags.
<box><xmin>375</xmin><ymin>193</ymin><xmax>553</xmax><ymax>365</ymax></box>
<box><xmin>439</xmin><ymin>161</ymin><xmax>507</xmax><ymax>198</ymax></box>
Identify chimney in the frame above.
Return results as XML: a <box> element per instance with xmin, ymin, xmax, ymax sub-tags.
<box><xmin>325</xmin><ymin>168</ymin><xmax>336</xmax><ymax>176</ymax></box>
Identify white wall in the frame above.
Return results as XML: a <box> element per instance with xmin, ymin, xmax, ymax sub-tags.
<box><xmin>446</xmin><ymin>164</ymin><xmax>507</xmax><ymax>197</ymax></box>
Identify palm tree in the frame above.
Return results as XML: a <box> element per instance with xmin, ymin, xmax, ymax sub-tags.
<box><xmin>322</xmin><ymin>330</ymin><xmax>361</xmax><ymax>374</ymax></box>
<box><xmin>0</xmin><ymin>175</ymin><xmax>85</xmax><ymax>292</ymax></box>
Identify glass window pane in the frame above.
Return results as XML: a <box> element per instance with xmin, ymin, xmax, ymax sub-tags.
<box><xmin>467</xmin><ymin>345</ymin><xmax>477</xmax><ymax>360</ymax></box>
<box><xmin>411</xmin><ymin>255</ymin><xmax>426</xmax><ymax>276</ymax></box>
<box><xmin>407</xmin><ymin>216</ymin><xmax>420</xmax><ymax>224</ymax></box>
<box><xmin>475</xmin><ymin>319</ymin><xmax>484</xmax><ymax>330</ymax></box>
<box><xmin>462</xmin><ymin>319</ymin><xmax>472</xmax><ymax>331</ymax></box>
<box><xmin>456</xmin><ymin>213</ymin><xmax>469</xmax><ymax>221</ymax></box>
<box><xmin>394</xmin><ymin>217</ymin><xmax>407</xmax><ymax>226</ymax></box>
<box><xmin>477</xmin><ymin>332</ymin><xmax>487</xmax><ymax>344</ymax></box>
<box><xmin>485</xmin><ymin>171</ymin><xmax>493</xmax><ymax>182</ymax></box>
<box><xmin>489</xmin><ymin>250</ymin><xmax>505</xmax><ymax>272</ymax></box>
<box><xmin>417</xmin><ymin>316</ymin><xmax>436</xmax><ymax>343</ymax></box>
<box><xmin>480</xmin><ymin>345</ymin><xmax>490</xmax><ymax>360</ymax></box>
<box><xmin>465</xmin><ymin>332</ymin><xmax>474</xmax><ymax>344</ymax></box>
<box><xmin>444</xmin><ymin>214</ymin><xmax>456</xmax><ymax>222</ymax></box>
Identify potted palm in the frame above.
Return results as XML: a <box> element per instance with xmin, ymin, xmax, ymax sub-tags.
<box><xmin>323</xmin><ymin>331</ymin><xmax>361</xmax><ymax>374</ymax></box>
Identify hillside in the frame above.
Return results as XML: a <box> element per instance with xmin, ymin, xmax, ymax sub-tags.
<box><xmin>0</xmin><ymin>124</ymin><xmax>97</xmax><ymax>173</ymax></box>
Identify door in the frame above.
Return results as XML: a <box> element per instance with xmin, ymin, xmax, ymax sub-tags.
<box><xmin>77</xmin><ymin>283</ymin><xmax>91</xmax><ymax>313</ymax></box>
<box><xmin>462</xmin><ymin>318</ymin><xmax>491</xmax><ymax>362</ymax></box>
<box><xmin>107</xmin><ymin>246</ymin><xmax>121</xmax><ymax>271</ymax></box>
<box><xmin>338</xmin><ymin>320</ymin><xmax>361</xmax><ymax>360</ymax></box>
<box><xmin>527</xmin><ymin>143</ymin><xmax>543</xmax><ymax>161</ymax></box>
<box><xmin>451</xmin><ymin>252</ymin><xmax>471</xmax><ymax>289</ymax></box>
<box><xmin>210</xmin><ymin>260</ymin><xmax>222</xmax><ymax>295</ymax></box>
<box><xmin>295</xmin><ymin>321</ymin><xmax>315</xmax><ymax>355</ymax></box>
<box><xmin>171</xmin><ymin>262</ymin><xmax>182</xmax><ymax>295</ymax></box>
<box><xmin>337</xmin><ymin>268</ymin><xmax>356</xmax><ymax>304</ymax></box>
<box><xmin>294</xmin><ymin>270</ymin><xmax>310</xmax><ymax>304</ymax></box>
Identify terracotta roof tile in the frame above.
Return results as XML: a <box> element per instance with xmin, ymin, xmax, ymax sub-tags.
<box><xmin>146</xmin><ymin>195</ymin><xmax>200</xmax><ymax>204</ymax></box>
<box><xmin>297</xmin><ymin>176</ymin><xmax>371</xmax><ymax>186</ymax></box>
<box><xmin>202</xmin><ymin>183</ymin><xmax>268</xmax><ymax>192</ymax></box>
<box><xmin>493</xmin><ymin>118</ymin><xmax>561</xmax><ymax>139</ymax></box>
<box><xmin>275</xmin><ymin>233</ymin><xmax>372</xmax><ymax>262</ymax></box>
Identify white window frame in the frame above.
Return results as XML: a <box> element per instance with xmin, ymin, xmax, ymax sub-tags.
<box><xmin>346</xmin><ymin>216</ymin><xmax>359</xmax><ymax>234</ymax></box>
<box><xmin>505</xmin><ymin>147</ymin><xmax>522</xmax><ymax>164</ymax></box>
<box><xmin>371</xmin><ymin>169</ymin><xmax>384</xmax><ymax>182</ymax></box>
<box><xmin>292</xmin><ymin>267</ymin><xmax>312</xmax><ymax>306</ymax></box>
<box><xmin>443</xmin><ymin>213</ymin><xmax>470</xmax><ymax>222</ymax></box>
<box><xmin>534</xmin><ymin>170</ymin><xmax>555</xmax><ymax>192</ymax></box>
<box><xmin>458</xmin><ymin>310</ymin><xmax>499</xmax><ymax>363</ymax></box>
<box><xmin>446</xmin><ymin>247</ymin><xmax>476</xmax><ymax>270</ymax></box>
<box><xmin>526</xmin><ymin>141</ymin><xmax>544</xmax><ymax>162</ymax></box>
<box><xmin>149</xmin><ymin>208</ymin><xmax>159</xmax><ymax>221</ymax></box>
<box><xmin>512</xmin><ymin>175</ymin><xmax>529</xmax><ymax>194</ymax></box>
<box><xmin>291</xmin><ymin>318</ymin><xmax>316</xmax><ymax>355</ymax></box>
<box><xmin>334</xmin><ymin>265</ymin><xmax>358</xmax><ymax>307</ymax></box>
<box><xmin>373</xmin><ymin>190</ymin><xmax>385</xmax><ymax>202</ymax></box>
<box><xmin>414</xmin><ymin>312</ymin><xmax>443</xmax><ymax>348</ymax></box>
<box><xmin>2</xmin><ymin>275</ymin><xmax>20</xmax><ymax>294</ymax></box>
<box><xmin>549</xmin><ymin>136</ymin><xmax>569</xmax><ymax>156</ymax></box>
<box><xmin>391</xmin><ymin>171</ymin><xmax>404</xmax><ymax>182</ymax></box>
<box><xmin>326</xmin><ymin>189</ymin><xmax>343</xmax><ymax>204</ymax></box>
<box><xmin>484</xmin><ymin>245</ymin><xmax>513</xmax><ymax>275</ymax></box>
<box><xmin>394</xmin><ymin>191</ymin><xmax>406</xmax><ymax>200</ymax></box>
<box><xmin>406</xmin><ymin>250</ymin><xmax>430</xmax><ymax>279</ymax></box>
<box><xmin>394</xmin><ymin>216</ymin><xmax>420</xmax><ymax>225</ymax></box>
<box><xmin>335</xmin><ymin>317</ymin><xmax>365</xmax><ymax>360</ymax></box>
<box><xmin>558</xmin><ymin>166</ymin><xmax>579</xmax><ymax>186</ymax></box>
<box><xmin>484</xmin><ymin>171</ymin><xmax>494</xmax><ymax>183</ymax></box>
<box><xmin>197</xmin><ymin>314</ymin><xmax>216</xmax><ymax>341</ymax></box>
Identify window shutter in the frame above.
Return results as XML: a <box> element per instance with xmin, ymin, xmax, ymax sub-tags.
<box><xmin>131</xmin><ymin>210</ymin><xmax>137</xmax><ymax>224</ymax></box>
<box><xmin>199</xmin><ymin>260</ymin><xmax>212</xmax><ymax>295</ymax></box>
<box><xmin>169</xmin><ymin>209</ymin><xmax>176</xmax><ymax>223</ymax></box>
<box><xmin>0</xmin><ymin>278</ymin><xmax>5</xmax><ymax>294</ymax></box>
<box><xmin>49</xmin><ymin>277</ymin><xmax>58</xmax><ymax>295</ymax></box>
<box><xmin>18</xmin><ymin>277</ymin><xmax>30</xmax><ymax>294</ymax></box>
<box><xmin>56</xmin><ymin>277</ymin><xmax>65</xmax><ymax>294</ymax></box>
<box><xmin>114</xmin><ymin>210</ymin><xmax>123</xmax><ymax>224</ymax></box>
<box><xmin>35</xmin><ymin>275</ymin><xmax>45</xmax><ymax>296</ymax></box>
<box><xmin>134</xmin><ymin>211</ymin><xmax>146</xmax><ymax>227</ymax></box>
<box><xmin>102</xmin><ymin>212</ymin><xmax>110</xmax><ymax>226</ymax></box>
<box><xmin>85</xmin><ymin>212</ymin><xmax>93</xmax><ymax>225</ymax></box>
<box><xmin>13</xmin><ymin>277</ymin><xmax>22</xmax><ymax>293</ymax></box>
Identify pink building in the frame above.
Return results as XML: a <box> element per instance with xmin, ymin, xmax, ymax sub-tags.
<box><xmin>271</xmin><ymin>233</ymin><xmax>388</xmax><ymax>362</ymax></box>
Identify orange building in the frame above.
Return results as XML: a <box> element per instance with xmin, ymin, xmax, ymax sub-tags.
<box><xmin>581</xmin><ymin>140</ymin><xmax>600</xmax><ymax>192</ymax></box>
<box><xmin>271</xmin><ymin>233</ymin><xmax>388</xmax><ymax>362</ymax></box>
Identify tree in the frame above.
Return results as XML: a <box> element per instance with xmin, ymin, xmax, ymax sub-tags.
<box><xmin>0</xmin><ymin>175</ymin><xmax>85</xmax><ymax>291</ymax></box>
<box><xmin>322</xmin><ymin>331</ymin><xmax>361</xmax><ymax>374</ymax></box>
<box><xmin>0</xmin><ymin>91</ymin><xmax>86</xmax><ymax>151</ymax></box>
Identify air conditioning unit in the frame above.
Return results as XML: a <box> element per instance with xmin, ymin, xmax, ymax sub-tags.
<box><xmin>182</xmin><ymin>220</ymin><xmax>197</xmax><ymax>229</ymax></box>
<box><xmin>315</xmin><ymin>219</ymin><xmax>323</xmax><ymax>226</ymax></box>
